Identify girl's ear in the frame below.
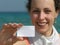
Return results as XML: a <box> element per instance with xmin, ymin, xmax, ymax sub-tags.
<box><xmin>55</xmin><ymin>10</ymin><xmax>59</xmax><ymax>18</ymax></box>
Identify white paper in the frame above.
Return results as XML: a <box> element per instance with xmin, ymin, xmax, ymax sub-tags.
<box><xmin>16</xmin><ymin>26</ymin><xmax>35</xmax><ymax>37</ymax></box>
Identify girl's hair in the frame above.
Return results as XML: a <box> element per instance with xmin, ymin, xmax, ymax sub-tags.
<box><xmin>26</xmin><ymin>0</ymin><xmax>60</xmax><ymax>11</ymax></box>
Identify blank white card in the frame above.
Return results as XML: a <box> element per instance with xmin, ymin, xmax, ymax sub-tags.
<box><xmin>16</xmin><ymin>26</ymin><xmax>35</xmax><ymax>37</ymax></box>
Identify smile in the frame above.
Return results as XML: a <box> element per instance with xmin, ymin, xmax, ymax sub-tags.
<box><xmin>37</xmin><ymin>22</ymin><xmax>48</xmax><ymax>27</ymax></box>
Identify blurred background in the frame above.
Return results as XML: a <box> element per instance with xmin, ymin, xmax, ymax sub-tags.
<box><xmin>0</xmin><ymin>0</ymin><xmax>60</xmax><ymax>33</ymax></box>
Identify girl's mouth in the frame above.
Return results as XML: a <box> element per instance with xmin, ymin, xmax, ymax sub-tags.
<box><xmin>36</xmin><ymin>22</ymin><xmax>48</xmax><ymax>27</ymax></box>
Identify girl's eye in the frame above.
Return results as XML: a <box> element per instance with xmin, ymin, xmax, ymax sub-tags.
<box><xmin>45</xmin><ymin>10</ymin><xmax>51</xmax><ymax>14</ymax></box>
<box><xmin>44</xmin><ymin>9</ymin><xmax>51</xmax><ymax>14</ymax></box>
<box><xmin>32</xmin><ymin>10</ymin><xmax>40</xmax><ymax>14</ymax></box>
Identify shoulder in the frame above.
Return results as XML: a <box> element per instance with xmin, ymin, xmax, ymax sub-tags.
<box><xmin>59</xmin><ymin>32</ymin><xmax>60</xmax><ymax>35</ymax></box>
<box><xmin>53</xmin><ymin>34</ymin><xmax>60</xmax><ymax>45</ymax></box>
<box><xmin>59</xmin><ymin>34</ymin><xmax>60</xmax><ymax>37</ymax></box>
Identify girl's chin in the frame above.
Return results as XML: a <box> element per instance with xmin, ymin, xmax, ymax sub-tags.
<box><xmin>35</xmin><ymin>23</ymin><xmax>49</xmax><ymax>33</ymax></box>
<box><xmin>36</xmin><ymin>26</ymin><xmax>48</xmax><ymax>33</ymax></box>
<box><xmin>37</xmin><ymin>29</ymin><xmax>48</xmax><ymax>33</ymax></box>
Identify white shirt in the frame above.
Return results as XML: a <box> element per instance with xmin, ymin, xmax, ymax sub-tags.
<box><xmin>29</xmin><ymin>26</ymin><xmax>60</xmax><ymax>45</ymax></box>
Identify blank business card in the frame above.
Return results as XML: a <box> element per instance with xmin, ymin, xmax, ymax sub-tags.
<box><xmin>16</xmin><ymin>26</ymin><xmax>35</xmax><ymax>37</ymax></box>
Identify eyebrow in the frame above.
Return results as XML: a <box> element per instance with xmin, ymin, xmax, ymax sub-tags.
<box><xmin>32</xmin><ymin>8</ymin><xmax>40</xmax><ymax>12</ymax></box>
<box><xmin>33</xmin><ymin>8</ymin><xmax>39</xmax><ymax>10</ymax></box>
<box><xmin>44</xmin><ymin>8</ymin><xmax>50</xmax><ymax>10</ymax></box>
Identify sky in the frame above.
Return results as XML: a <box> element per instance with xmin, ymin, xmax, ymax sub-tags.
<box><xmin>0</xmin><ymin>0</ymin><xmax>27</xmax><ymax>12</ymax></box>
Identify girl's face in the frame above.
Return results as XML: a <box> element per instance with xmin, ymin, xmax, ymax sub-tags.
<box><xmin>30</xmin><ymin>0</ymin><xmax>58</xmax><ymax>34</ymax></box>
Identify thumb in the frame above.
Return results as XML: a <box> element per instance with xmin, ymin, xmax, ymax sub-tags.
<box><xmin>17</xmin><ymin>37</ymin><xmax>24</xmax><ymax>41</ymax></box>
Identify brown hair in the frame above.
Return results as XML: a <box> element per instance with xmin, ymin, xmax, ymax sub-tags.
<box><xmin>26</xmin><ymin>0</ymin><xmax>60</xmax><ymax>11</ymax></box>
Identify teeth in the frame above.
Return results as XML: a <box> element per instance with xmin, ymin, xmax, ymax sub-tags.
<box><xmin>38</xmin><ymin>22</ymin><xmax>46</xmax><ymax>26</ymax></box>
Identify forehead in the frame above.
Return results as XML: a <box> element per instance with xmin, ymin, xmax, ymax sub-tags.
<box><xmin>31</xmin><ymin>0</ymin><xmax>55</xmax><ymax>9</ymax></box>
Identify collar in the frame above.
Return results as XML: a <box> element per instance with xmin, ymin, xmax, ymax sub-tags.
<box><xmin>39</xmin><ymin>26</ymin><xmax>59</xmax><ymax>44</ymax></box>
<box><xmin>29</xmin><ymin>26</ymin><xmax>59</xmax><ymax>45</ymax></box>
